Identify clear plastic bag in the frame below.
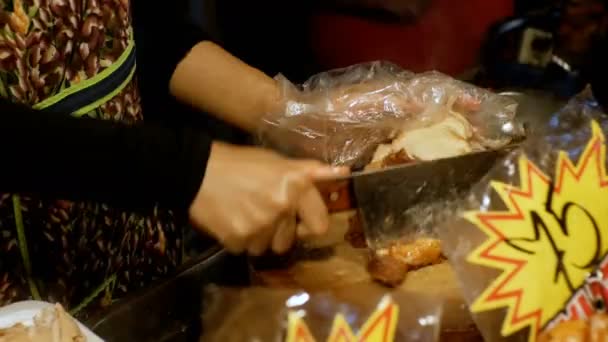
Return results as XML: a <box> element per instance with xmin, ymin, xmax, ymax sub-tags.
<box><xmin>200</xmin><ymin>284</ymin><xmax>442</xmax><ymax>342</ymax></box>
<box><xmin>259</xmin><ymin>61</ymin><xmax>523</xmax><ymax>168</ymax></box>
<box><xmin>438</xmin><ymin>88</ymin><xmax>608</xmax><ymax>342</ymax></box>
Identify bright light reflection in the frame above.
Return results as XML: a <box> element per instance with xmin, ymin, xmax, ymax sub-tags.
<box><xmin>418</xmin><ymin>315</ymin><xmax>438</xmax><ymax>326</ymax></box>
<box><xmin>286</xmin><ymin>293</ymin><xmax>310</xmax><ymax>308</ymax></box>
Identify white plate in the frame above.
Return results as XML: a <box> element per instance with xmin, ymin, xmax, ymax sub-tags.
<box><xmin>0</xmin><ymin>301</ymin><xmax>103</xmax><ymax>342</ymax></box>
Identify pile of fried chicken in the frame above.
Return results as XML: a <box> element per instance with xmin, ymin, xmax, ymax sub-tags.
<box><xmin>0</xmin><ymin>304</ymin><xmax>85</xmax><ymax>342</ymax></box>
<box><xmin>345</xmin><ymin>213</ymin><xmax>444</xmax><ymax>287</ymax></box>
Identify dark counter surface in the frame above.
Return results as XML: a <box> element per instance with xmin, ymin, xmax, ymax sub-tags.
<box><xmin>89</xmin><ymin>246</ymin><xmax>248</xmax><ymax>342</ymax></box>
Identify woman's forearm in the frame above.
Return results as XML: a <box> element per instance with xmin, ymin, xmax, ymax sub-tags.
<box><xmin>169</xmin><ymin>41</ymin><xmax>282</xmax><ymax>133</ymax></box>
<box><xmin>0</xmin><ymin>100</ymin><xmax>210</xmax><ymax>212</ymax></box>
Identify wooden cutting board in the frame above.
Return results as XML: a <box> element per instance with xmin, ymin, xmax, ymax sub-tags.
<box><xmin>250</xmin><ymin>213</ymin><xmax>483</xmax><ymax>341</ymax></box>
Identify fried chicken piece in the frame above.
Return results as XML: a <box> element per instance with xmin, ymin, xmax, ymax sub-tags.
<box><xmin>367</xmin><ymin>254</ymin><xmax>409</xmax><ymax>287</ymax></box>
<box><xmin>365</xmin><ymin>148</ymin><xmax>416</xmax><ymax>171</ymax></box>
<box><xmin>539</xmin><ymin>320</ymin><xmax>588</xmax><ymax>342</ymax></box>
<box><xmin>391</xmin><ymin>114</ymin><xmax>473</xmax><ymax>161</ymax></box>
<box><xmin>379</xmin><ymin>238</ymin><xmax>443</xmax><ymax>268</ymax></box>
<box><xmin>368</xmin><ymin>238</ymin><xmax>443</xmax><ymax>287</ymax></box>
<box><xmin>366</xmin><ymin>97</ymin><xmax>476</xmax><ymax>171</ymax></box>
<box><xmin>366</xmin><ymin>144</ymin><xmax>395</xmax><ymax>171</ymax></box>
<box><xmin>382</xmin><ymin>149</ymin><xmax>415</xmax><ymax>167</ymax></box>
<box><xmin>364</xmin><ymin>160</ymin><xmax>385</xmax><ymax>171</ymax></box>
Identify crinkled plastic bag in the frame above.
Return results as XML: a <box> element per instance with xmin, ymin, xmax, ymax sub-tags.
<box><xmin>438</xmin><ymin>88</ymin><xmax>608</xmax><ymax>342</ymax></box>
<box><xmin>259</xmin><ymin>61</ymin><xmax>522</xmax><ymax>168</ymax></box>
<box><xmin>200</xmin><ymin>284</ymin><xmax>442</xmax><ymax>342</ymax></box>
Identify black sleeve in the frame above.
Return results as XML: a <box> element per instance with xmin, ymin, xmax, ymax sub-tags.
<box><xmin>589</xmin><ymin>34</ymin><xmax>608</xmax><ymax>111</ymax></box>
<box><xmin>131</xmin><ymin>0</ymin><xmax>213</xmax><ymax>122</ymax></box>
<box><xmin>215</xmin><ymin>0</ymin><xmax>320</xmax><ymax>82</ymax></box>
<box><xmin>0</xmin><ymin>100</ymin><xmax>211</xmax><ymax>212</ymax></box>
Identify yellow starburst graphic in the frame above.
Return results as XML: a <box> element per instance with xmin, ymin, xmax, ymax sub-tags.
<box><xmin>465</xmin><ymin>121</ymin><xmax>608</xmax><ymax>342</ymax></box>
<box><xmin>285</xmin><ymin>296</ymin><xmax>399</xmax><ymax>342</ymax></box>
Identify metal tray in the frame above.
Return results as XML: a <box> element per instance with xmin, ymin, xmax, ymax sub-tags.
<box><xmin>88</xmin><ymin>246</ymin><xmax>249</xmax><ymax>342</ymax></box>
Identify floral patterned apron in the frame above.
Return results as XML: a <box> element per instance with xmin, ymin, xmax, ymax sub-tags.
<box><xmin>0</xmin><ymin>0</ymin><xmax>182</xmax><ymax>319</ymax></box>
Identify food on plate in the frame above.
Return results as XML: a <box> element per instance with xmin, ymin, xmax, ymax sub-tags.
<box><xmin>367</xmin><ymin>239</ymin><xmax>444</xmax><ymax>287</ymax></box>
<box><xmin>0</xmin><ymin>304</ymin><xmax>85</xmax><ymax>342</ymax></box>
<box><xmin>538</xmin><ymin>314</ymin><xmax>608</xmax><ymax>342</ymax></box>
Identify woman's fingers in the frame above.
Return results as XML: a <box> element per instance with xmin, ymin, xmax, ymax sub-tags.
<box><xmin>271</xmin><ymin>214</ymin><xmax>297</xmax><ymax>254</ymax></box>
<box><xmin>296</xmin><ymin>186</ymin><xmax>330</xmax><ymax>238</ymax></box>
<box><xmin>295</xmin><ymin>164</ymin><xmax>349</xmax><ymax>238</ymax></box>
<box><xmin>247</xmin><ymin>226</ymin><xmax>274</xmax><ymax>256</ymax></box>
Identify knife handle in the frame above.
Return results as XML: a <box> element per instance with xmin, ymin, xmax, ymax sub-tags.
<box><xmin>315</xmin><ymin>179</ymin><xmax>356</xmax><ymax>213</ymax></box>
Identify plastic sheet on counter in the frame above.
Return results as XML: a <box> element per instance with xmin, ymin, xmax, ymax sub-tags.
<box><xmin>438</xmin><ymin>88</ymin><xmax>608</xmax><ymax>342</ymax></box>
<box><xmin>200</xmin><ymin>284</ymin><xmax>442</xmax><ymax>342</ymax></box>
<box><xmin>259</xmin><ymin>61</ymin><xmax>523</xmax><ymax>168</ymax></box>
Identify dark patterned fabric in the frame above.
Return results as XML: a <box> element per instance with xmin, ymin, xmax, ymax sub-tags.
<box><xmin>0</xmin><ymin>0</ymin><xmax>182</xmax><ymax>319</ymax></box>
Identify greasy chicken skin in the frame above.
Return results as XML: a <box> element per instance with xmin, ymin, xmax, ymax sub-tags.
<box><xmin>344</xmin><ymin>212</ymin><xmax>444</xmax><ymax>287</ymax></box>
<box><xmin>367</xmin><ymin>238</ymin><xmax>444</xmax><ymax>287</ymax></box>
<box><xmin>377</xmin><ymin>238</ymin><xmax>443</xmax><ymax>268</ymax></box>
<box><xmin>367</xmin><ymin>254</ymin><xmax>409</xmax><ymax>287</ymax></box>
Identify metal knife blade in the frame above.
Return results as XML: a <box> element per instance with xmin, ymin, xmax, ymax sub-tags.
<box><xmin>315</xmin><ymin>146</ymin><xmax>515</xmax><ymax>248</ymax></box>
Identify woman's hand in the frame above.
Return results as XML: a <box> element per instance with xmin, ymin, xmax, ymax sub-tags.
<box><xmin>188</xmin><ymin>142</ymin><xmax>348</xmax><ymax>255</ymax></box>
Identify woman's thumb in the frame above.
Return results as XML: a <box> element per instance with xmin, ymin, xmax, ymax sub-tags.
<box><xmin>308</xmin><ymin>165</ymin><xmax>350</xmax><ymax>180</ymax></box>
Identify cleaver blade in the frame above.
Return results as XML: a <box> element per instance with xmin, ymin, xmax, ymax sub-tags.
<box><xmin>316</xmin><ymin>147</ymin><xmax>514</xmax><ymax>248</ymax></box>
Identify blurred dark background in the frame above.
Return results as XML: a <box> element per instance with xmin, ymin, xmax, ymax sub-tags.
<box><xmin>190</xmin><ymin>0</ymin><xmax>608</xmax><ymax>101</ymax></box>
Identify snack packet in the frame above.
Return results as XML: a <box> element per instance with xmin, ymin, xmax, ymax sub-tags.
<box><xmin>259</xmin><ymin>61</ymin><xmax>522</xmax><ymax>168</ymax></box>
<box><xmin>439</xmin><ymin>88</ymin><xmax>608</xmax><ymax>342</ymax></box>
<box><xmin>200</xmin><ymin>284</ymin><xmax>442</xmax><ymax>342</ymax></box>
